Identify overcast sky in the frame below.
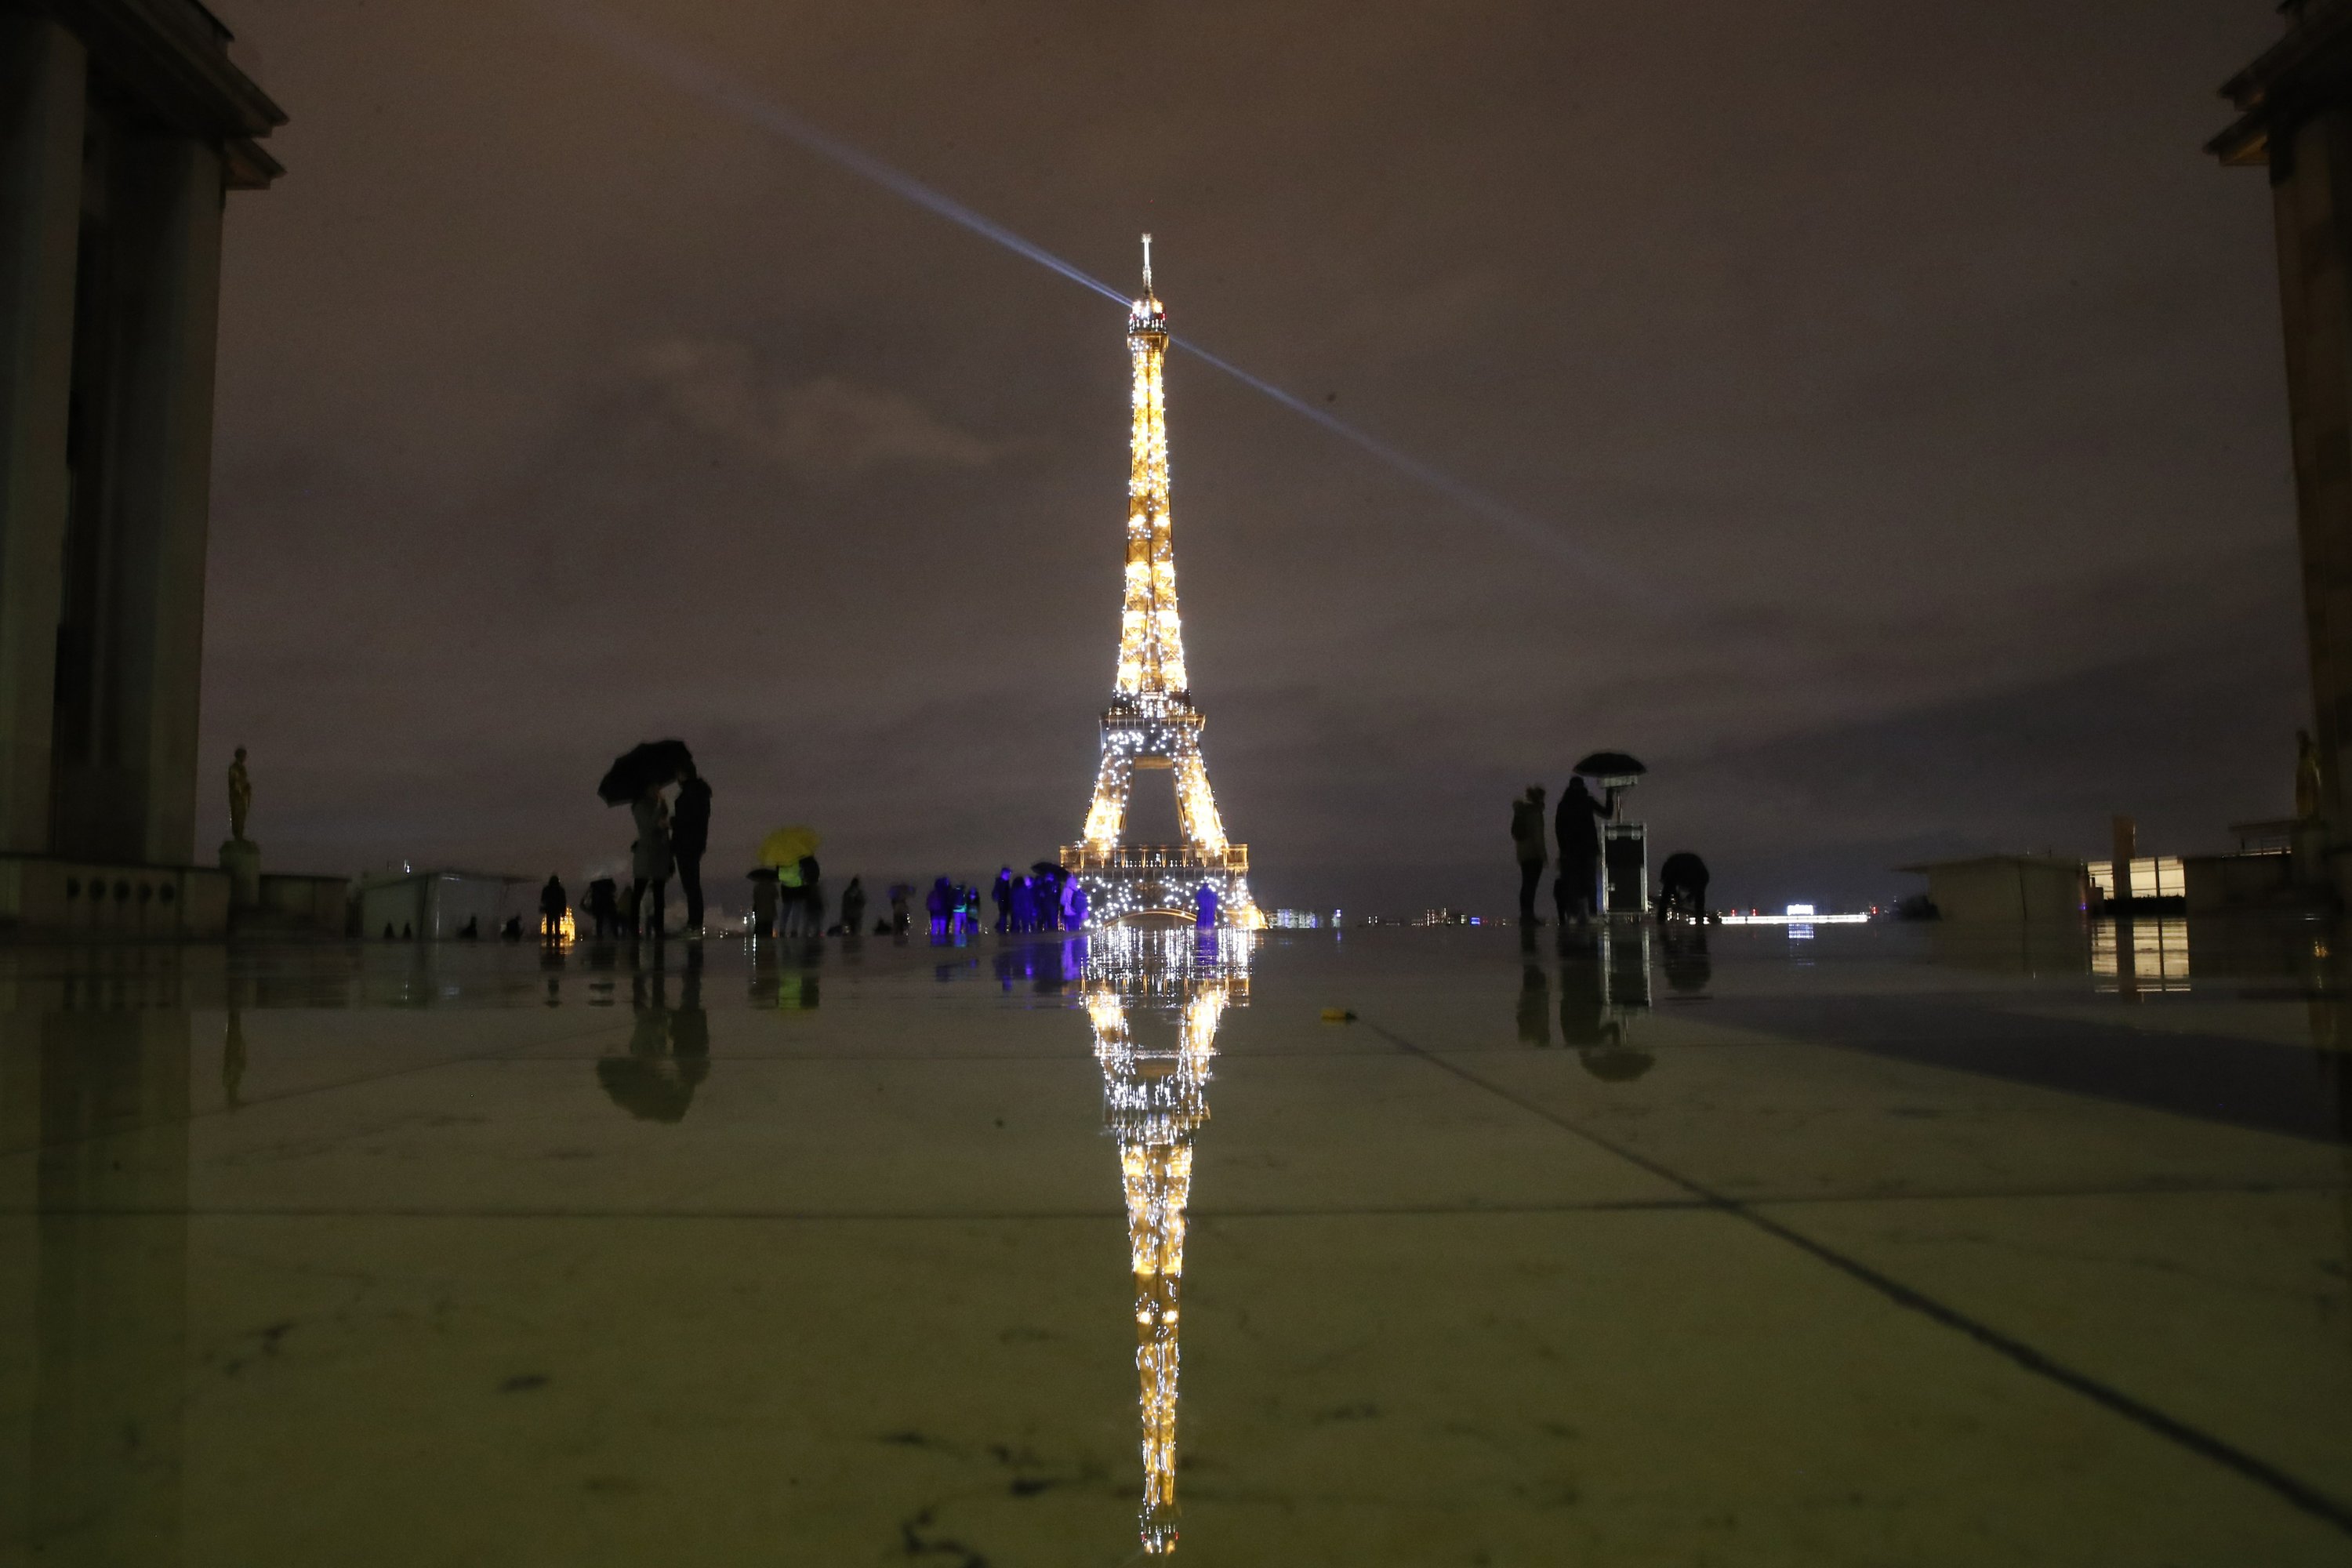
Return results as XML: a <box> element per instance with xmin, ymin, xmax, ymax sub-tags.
<box><xmin>198</xmin><ymin>0</ymin><xmax>2298</xmax><ymax>915</ymax></box>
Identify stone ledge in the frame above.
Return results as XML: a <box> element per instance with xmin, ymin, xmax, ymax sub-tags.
<box><xmin>0</xmin><ymin>853</ymin><xmax>230</xmax><ymax>938</ymax></box>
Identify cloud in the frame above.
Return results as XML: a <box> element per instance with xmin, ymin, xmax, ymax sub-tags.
<box><xmin>636</xmin><ymin>338</ymin><xmax>996</xmax><ymax>477</ymax></box>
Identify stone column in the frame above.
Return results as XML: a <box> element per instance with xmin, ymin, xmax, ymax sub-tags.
<box><xmin>0</xmin><ymin>18</ymin><xmax>86</xmax><ymax>855</ymax></box>
<box><xmin>2270</xmin><ymin>107</ymin><xmax>2352</xmax><ymax>902</ymax></box>
<box><xmin>101</xmin><ymin>134</ymin><xmax>226</xmax><ymax>866</ymax></box>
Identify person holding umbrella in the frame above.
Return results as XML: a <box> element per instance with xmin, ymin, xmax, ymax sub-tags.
<box><xmin>598</xmin><ymin>740</ymin><xmax>695</xmax><ymax>938</ymax></box>
<box><xmin>1554</xmin><ymin>775</ymin><xmax>1608</xmax><ymax>924</ymax></box>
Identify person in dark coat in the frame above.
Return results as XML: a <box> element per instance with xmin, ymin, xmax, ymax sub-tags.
<box><xmin>840</xmin><ymin>876</ymin><xmax>866</xmax><ymax>937</ymax></box>
<box><xmin>586</xmin><ymin>877</ymin><xmax>620</xmax><ymax>938</ymax></box>
<box><xmin>672</xmin><ymin>765</ymin><xmax>712</xmax><ymax>933</ymax></box>
<box><xmin>1657</xmin><ymin>851</ymin><xmax>1710</xmax><ymax>921</ymax></box>
<box><xmin>1554</xmin><ymin>776</ymin><xmax>1608</xmax><ymax>924</ymax></box>
<box><xmin>539</xmin><ymin>874</ymin><xmax>568</xmax><ymax>941</ymax></box>
<box><xmin>992</xmin><ymin>867</ymin><xmax>1014</xmax><ymax>932</ymax></box>
<box><xmin>1510</xmin><ymin>786</ymin><xmax>1548</xmax><ymax>925</ymax></box>
<box><xmin>795</xmin><ymin>855</ymin><xmax>824</xmax><ymax>938</ymax></box>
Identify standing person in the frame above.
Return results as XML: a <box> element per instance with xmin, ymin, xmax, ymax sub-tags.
<box><xmin>840</xmin><ymin>876</ymin><xmax>866</xmax><ymax>937</ymax></box>
<box><xmin>631</xmin><ymin>787</ymin><xmax>674</xmax><ymax>938</ymax></box>
<box><xmin>887</xmin><ymin>883</ymin><xmax>912</xmax><ymax>936</ymax></box>
<box><xmin>926</xmin><ymin>877</ymin><xmax>953</xmax><ymax>939</ymax></box>
<box><xmin>672</xmin><ymin>765</ymin><xmax>712</xmax><ymax>934</ymax></box>
<box><xmin>587</xmin><ymin>877</ymin><xmax>620</xmax><ymax>938</ymax></box>
<box><xmin>1011</xmin><ymin>874</ymin><xmax>1036</xmax><ymax>933</ymax></box>
<box><xmin>797</xmin><ymin>855</ymin><xmax>824</xmax><ymax>939</ymax></box>
<box><xmin>991</xmin><ymin>867</ymin><xmax>1014</xmax><ymax>932</ymax></box>
<box><xmin>539</xmin><ymin>874</ymin><xmax>568</xmax><ymax>941</ymax></box>
<box><xmin>1554</xmin><ymin>775</ymin><xmax>1608</xmax><ymax>924</ymax></box>
<box><xmin>1510</xmin><ymin>785</ymin><xmax>1548</xmax><ymax>926</ymax></box>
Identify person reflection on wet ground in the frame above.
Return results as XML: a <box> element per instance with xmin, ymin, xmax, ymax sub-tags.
<box><xmin>1557</xmin><ymin>925</ymin><xmax>1656</xmax><ymax>1080</ymax></box>
<box><xmin>222</xmin><ymin>1009</ymin><xmax>247</xmax><ymax>1107</ymax></box>
<box><xmin>671</xmin><ymin>941</ymin><xmax>710</xmax><ymax>1064</ymax></box>
<box><xmin>538</xmin><ymin>938</ymin><xmax>566</xmax><ymax>1006</ymax></box>
<box><xmin>1516</xmin><ymin>927</ymin><xmax>1552</xmax><ymax>1047</ymax></box>
<box><xmin>596</xmin><ymin>960</ymin><xmax>710</xmax><ymax>1123</ymax></box>
<box><xmin>749</xmin><ymin>936</ymin><xmax>821</xmax><ymax>1011</ymax></box>
<box><xmin>1555</xmin><ymin>929</ymin><xmax>1611</xmax><ymax>1049</ymax></box>
<box><xmin>1661</xmin><ymin>924</ymin><xmax>1713</xmax><ymax>996</ymax></box>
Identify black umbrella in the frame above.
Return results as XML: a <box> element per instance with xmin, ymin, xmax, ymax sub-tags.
<box><xmin>1031</xmin><ymin>860</ymin><xmax>1066</xmax><ymax>877</ymax></box>
<box><xmin>598</xmin><ymin>739</ymin><xmax>695</xmax><ymax>805</ymax></box>
<box><xmin>1573</xmin><ymin>751</ymin><xmax>1646</xmax><ymax>780</ymax></box>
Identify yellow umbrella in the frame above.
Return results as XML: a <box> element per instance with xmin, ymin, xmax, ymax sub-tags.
<box><xmin>758</xmin><ymin>826</ymin><xmax>820</xmax><ymax>868</ymax></box>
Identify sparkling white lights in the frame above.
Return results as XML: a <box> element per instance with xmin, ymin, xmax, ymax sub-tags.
<box><xmin>1067</xmin><ymin>239</ymin><xmax>1258</xmax><ymax>929</ymax></box>
<box><xmin>1083</xmin><ymin>928</ymin><xmax>1252</xmax><ymax>1552</ymax></box>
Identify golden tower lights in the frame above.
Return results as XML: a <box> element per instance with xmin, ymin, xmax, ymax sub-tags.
<box><xmin>1084</xmin><ymin>929</ymin><xmax>1248</xmax><ymax>1553</ymax></box>
<box><xmin>1062</xmin><ymin>238</ymin><xmax>1261</xmax><ymax>928</ymax></box>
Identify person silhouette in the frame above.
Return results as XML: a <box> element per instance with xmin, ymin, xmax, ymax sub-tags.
<box><xmin>1511</xmin><ymin>786</ymin><xmax>1548</xmax><ymax>925</ymax></box>
<box><xmin>673</xmin><ymin>765</ymin><xmax>713</xmax><ymax>933</ymax></box>
<box><xmin>1554</xmin><ymin>777</ymin><xmax>1608</xmax><ymax>924</ymax></box>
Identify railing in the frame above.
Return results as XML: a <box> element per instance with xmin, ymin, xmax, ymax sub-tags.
<box><xmin>1060</xmin><ymin>843</ymin><xmax>1249</xmax><ymax>875</ymax></box>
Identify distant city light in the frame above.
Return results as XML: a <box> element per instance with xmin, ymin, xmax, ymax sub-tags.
<box><xmin>1719</xmin><ymin>910</ymin><xmax>1870</xmax><ymax>926</ymax></box>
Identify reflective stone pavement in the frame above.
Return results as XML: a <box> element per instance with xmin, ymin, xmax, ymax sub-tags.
<box><xmin>2</xmin><ymin>919</ymin><xmax>2347</xmax><ymax>1565</ymax></box>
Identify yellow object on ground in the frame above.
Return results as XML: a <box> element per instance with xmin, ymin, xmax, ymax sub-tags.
<box><xmin>1319</xmin><ymin>1007</ymin><xmax>1356</xmax><ymax>1023</ymax></box>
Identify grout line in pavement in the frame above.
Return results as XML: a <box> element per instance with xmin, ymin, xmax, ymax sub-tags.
<box><xmin>1359</xmin><ymin>1014</ymin><xmax>2352</xmax><ymax>1538</ymax></box>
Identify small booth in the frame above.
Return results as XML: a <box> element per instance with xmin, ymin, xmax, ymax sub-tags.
<box><xmin>1575</xmin><ymin>752</ymin><xmax>1649</xmax><ymax>917</ymax></box>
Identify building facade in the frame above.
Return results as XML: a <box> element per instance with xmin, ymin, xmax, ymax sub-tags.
<box><xmin>0</xmin><ymin>0</ymin><xmax>281</xmax><ymax>934</ymax></box>
<box><xmin>2213</xmin><ymin>0</ymin><xmax>2352</xmax><ymax>904</ymax></box>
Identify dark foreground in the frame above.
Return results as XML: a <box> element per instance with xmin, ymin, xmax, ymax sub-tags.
<box><xmin>2</xmin><ymin>918</ymin><xmax>2347</xmax><ymax>1565</ymax></box>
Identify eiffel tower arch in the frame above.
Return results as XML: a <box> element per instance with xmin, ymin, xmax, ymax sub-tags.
<box><xmin>1062</xmin><ymin>239</ymin><xmax>1261</xmax><ymax>928</ymax></box>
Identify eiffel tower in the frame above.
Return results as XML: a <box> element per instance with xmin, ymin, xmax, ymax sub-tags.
<box><xmin>1062</xmin><ymin>238</ymin><xmax>1261</xmax><ymax>928</ymax></box>
<box><xmin>1084</xmin><ymin>929</ymin><xmax>1248</xmax><ymax>1554</ymax></box>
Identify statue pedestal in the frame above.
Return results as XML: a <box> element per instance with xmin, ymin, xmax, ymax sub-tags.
<box><xmin>219</xmin><ymin>838</ymin><xmax>261</xmax><ymax>910</ymax></box>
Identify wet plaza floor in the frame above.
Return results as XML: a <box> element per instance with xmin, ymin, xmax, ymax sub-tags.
<box><xmin>2</xmin><ymin>919</ymin><xmax>2349</xmax><ymax>1566</ymax></box>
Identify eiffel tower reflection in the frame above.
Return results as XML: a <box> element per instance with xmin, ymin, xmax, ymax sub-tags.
<box><xmin>1082</xmin><ymin>927</ymin><xmax>1250</xmax><ymax>1554</ymax></box>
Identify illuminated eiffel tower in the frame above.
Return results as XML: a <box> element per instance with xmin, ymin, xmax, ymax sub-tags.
<box><xmin>1062</xmin><ymin>238</ymin><xmax>1260</xmax><ymax>929</ymax></box>
<box><xmin>1084</xmin><ymin>931</ymin><xmax>1248</xmax><ymax>1554</ymax></box>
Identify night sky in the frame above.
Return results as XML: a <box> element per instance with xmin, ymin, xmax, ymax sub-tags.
<box><xmin>198</xmin><ymin>1</ymin><xmax>2298</xmax><ymax>917</ymax></box>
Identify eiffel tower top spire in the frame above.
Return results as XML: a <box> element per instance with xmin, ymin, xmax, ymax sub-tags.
<box><xmin>1117</xmin><ymin>236</ymin><xmax>1182</xmax><ymax>699</ymax></box>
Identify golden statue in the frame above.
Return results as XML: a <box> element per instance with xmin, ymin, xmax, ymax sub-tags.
<box><xmin>227</xmin><ymin>746</ymin><xmax>252</xmax><ymax>843</ymax></box>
